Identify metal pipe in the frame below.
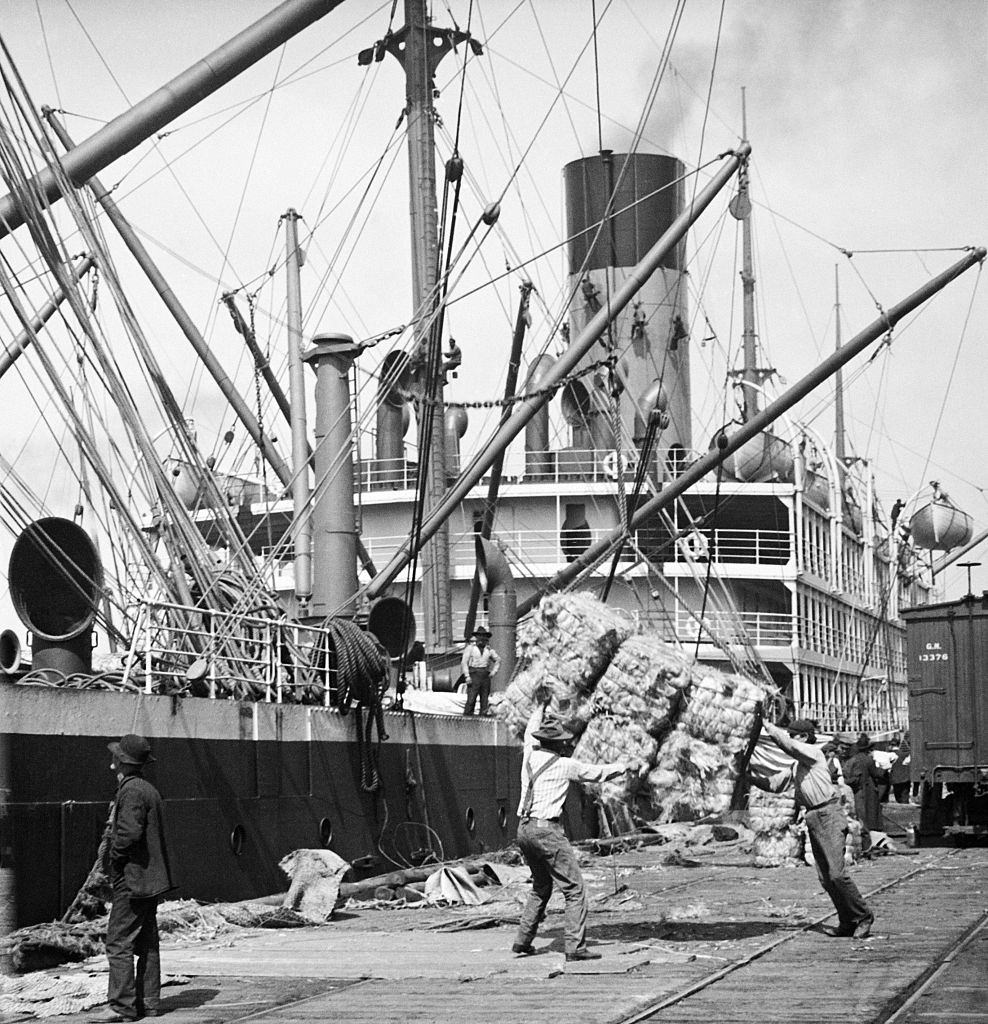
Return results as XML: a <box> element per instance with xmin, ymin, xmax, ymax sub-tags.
<box><xmin>516</xmin><ymin>246</ymin><xmax>986</xmax><ymax>615</ymax></box>
<box><xmin>475</xmin><ymin>535</ymin><xmax>516</xmax><ymax>686</ymax></box>
<box><xmin>43</xmin><ymin>110</ymin><xmax>293</xmax><ymax>488</ymax></box>
<box><xmin>284</xmin><ymin>210</ymin><xmax>312</xmax><ymax>605</ymax></box>
<box><xmin>364</xmin><ymin>144</ymin><xmax>751</xmax><ymax>598</ymax></box>
<box><xmin>0</xmin><ymin>255</ymin><xmax>93</xmax><ymax>380</ymax></box>
<box><xmin>0</xmin><ymin>0</ymin><xmax>345</xmax><ymax>242</ymax></box>
<box><xmin>303</xmin><ymin>334</ymin><xmax>360</xmax><ymax>618</ymax></box>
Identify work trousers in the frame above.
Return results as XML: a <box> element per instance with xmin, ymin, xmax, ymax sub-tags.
<box><xmin>804</xmin><ymin>803</ymin><xmax>871</xmax><ymax>929</ymax></box>
<box><xmin>106</xmin><ymin>879</ymin><xmax>161</xmax><ymax>1019</ymax></box>
<box><xmin>463</xmin><ymin>668</ymin><xmax>491</xmax><ymax>715</ymax></box>
<box><xmin>514</xmin><ymin>820</ymin><xmax>588</xmax><ymax>955</ymax></box>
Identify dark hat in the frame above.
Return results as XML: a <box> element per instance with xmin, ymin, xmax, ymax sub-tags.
<box><xmin>532</xmin><ymin>719</ymin><xmax>574</xmax><ymax>744</ymax></box>
<box><xmin>472</xmin><ymin>627</ymin><xmax>492</xmax><ymax>639</ymax></box>
<box><xmin>786</xmin><ymin>718</ymin><xmax>817</xmax><ymax>739</ymax></box>
<box><xmin>855</xmin><ymin>733</ymin><xmax>872</xmax><ymax>751</ymax></box>
<box><xmin>108</xmin><ymin>734</ymin><xmax>155</xmax><ymax>765</ymax></box>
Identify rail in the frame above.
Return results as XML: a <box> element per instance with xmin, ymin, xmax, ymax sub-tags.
<box><xmin>124</xmin><ymin>600</ymin><xmax>338</xmax><ymax>703</ymax></box>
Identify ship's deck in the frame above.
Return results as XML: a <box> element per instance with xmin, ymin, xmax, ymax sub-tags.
<box><xmin>24</xmin><ymin>832</ymin><xmax>988</xmax><ymax>1024</ymax></box>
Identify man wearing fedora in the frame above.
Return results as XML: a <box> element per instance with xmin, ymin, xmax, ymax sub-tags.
<box><xmin>92</xmin><ymin>734</ymin><xmax>174</xmax><ymax>1022</ymax></box>
<box><xmin>751</xmin><ymin>718</ymin><xmax>874</xmax><ymax>938</ymax></box>
<box><xmin>512</xmin><ymin>707</ymin><xmax>640</xmax><ymax>962</ymax></box>
<box><xmin>460</xmin><ymin>626</ymin><xmax>500</xmax><ymax>716</ymax></box>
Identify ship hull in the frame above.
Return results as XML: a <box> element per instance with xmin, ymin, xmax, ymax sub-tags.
<box><xmin>0</xmin><ymin>685</ymin><xmax>571</xmax><ymax>928</ymax></box>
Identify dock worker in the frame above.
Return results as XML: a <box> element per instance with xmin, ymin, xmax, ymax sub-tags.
<box><xmin>750</xmin><ymin>718</ymin><xmax>874</xmax><ymax>939</ymax></box>
<box><xmin>93</xmin><ymin>734</ymin><xmax>175</xmax><ymax>1023</ymax></box>
<box><xmin>460</xmin><ymin>626</ymin><xmax>500</xmax><ymax>716</ymax></box>
<box><xmin>512</xmin><ymin>706</ymin><xmax>641</xmax><ymax>962</ymax></box>
<box><xmin>844</xmin><ymin>733</ymin><xmax>889</xmax><ymax>857</ymax></box>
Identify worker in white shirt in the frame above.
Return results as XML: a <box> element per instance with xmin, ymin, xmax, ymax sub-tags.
<box><xmin>512</xmin><ymin>705</ymin><xmax>641</xmax><ymax>962</ymax></box>
<box><xmin>460</xmin><ymin>627</ymin><xmax>500</xmax><ymax>716</ymax></box>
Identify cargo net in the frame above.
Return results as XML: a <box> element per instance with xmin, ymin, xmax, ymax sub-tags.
<box><xmin>498</xmin><ymin>593</ymin><xmax>779</xmax><ymax>838</ymax></box>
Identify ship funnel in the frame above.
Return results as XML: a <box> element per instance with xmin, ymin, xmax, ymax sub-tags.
<box><xmin>8</xmin><ymin>517</ymin><xmax>102</xmax><ymax>675</ymax></box>
<box><xmin>375</xmin><ymin>350</ymin><xmax>411</xmax><ymax>486</ymax></box>
<box><xmin>367</xmin><ymin>595</ymin><xmax>416</xmax><ymax>658</ymax></box>
<box><xmin>475</xmin><ymin>535</ymin><xmax>516</xmax><ymax>685</ymax></box>
<box><xmin>0</xmin><ymin>629</ymin><xmax>23</xmax><ymax>674</ymax></box>
<box><xmin>524</xmin><ymin>355</ymin><xmax>556</xmax><ymax>479</ymax></box>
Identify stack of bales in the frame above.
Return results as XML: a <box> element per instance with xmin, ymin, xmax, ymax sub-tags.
<box><xmin>499</xmin><ymin>593</ymin><xmax>636</xmax><ymax>738</ymax></box>
<box><xmin>748</xmin><ymin>787</ymin><xmax>802</xmax><ymax>867</ymax></box>
<box><xmin>501</xmin><ymin>593</ymin><xmax>772</xmax><ymax>828</ymax></box>
<box><xmin>574</xmin><ymin>635</ymin><xmax>692</xmax><ymax>807</ymax></box>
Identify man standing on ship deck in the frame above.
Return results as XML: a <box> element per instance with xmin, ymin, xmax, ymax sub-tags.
<box><xmin>751</xmin><ymin>718</ymin><xmax>874</xmax><ymax>938</ymax></box>
<box><xmin>460</xmin><ymin>626</ymin><xmax>500</xmax><ymax>716</ymax></box>
<box><xmin>92</xmin><ymin>734</ymin><xmax>174</xmax><ymax>1023</ymax></box>
<box><xmin>512</xmin><ymin>705</ymin><xmax>641</xmax><ymax>961</ymax></box>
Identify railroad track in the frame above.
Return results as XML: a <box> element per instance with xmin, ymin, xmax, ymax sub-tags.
<box><xmin>614</xmin><ymin>850</ymin><xmax>965</xmax><ymax>1024</ymax></box>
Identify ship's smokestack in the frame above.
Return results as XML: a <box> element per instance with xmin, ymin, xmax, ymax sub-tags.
<box><xmin>8</xmin><ymin>517</ymin><xmax>102</xmax><ymax>676</ymax></box>
<box><xmin>563</xmin><ymin>152</ymin><xmax>690</xmax><ymax>477</ymax></box>
<box><xmin>475</xmin><ymin>535</ymin><xmax>516</xmax><ymax>686</ymax></box>
<box><xmin>303</xmin><ymin>333</ymin><xmax>360</xmax><ymax>618</ymax></box>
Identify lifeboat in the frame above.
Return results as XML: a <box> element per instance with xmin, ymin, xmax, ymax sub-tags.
<box><xmin>721</xmin><ymin>430</ymin><xmax>794</xmax><ymax>483</ymax></box>
<box><xmin>908</xmin><ymin>482</ymin><xmax>973</xmax><ymax>551</ymax></box>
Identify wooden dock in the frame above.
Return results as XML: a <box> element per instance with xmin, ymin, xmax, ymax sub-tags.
<box><xmin>23</xmin><ymin>843</ymin><xmax>988</xmax><ymax>1023</ymax></box>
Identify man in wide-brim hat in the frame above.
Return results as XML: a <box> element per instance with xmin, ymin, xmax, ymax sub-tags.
<box><xmin>844</xmin><ymin>732</ymin><xmax>888</xmax><ymax>851</ymax></box>
<box><xmin>92</xmin><ymin>735</ymin><xmax>174</xmax><ymax>1022</ymax></box>
<box><xmin>511</xmin><ymin>705</ymin><xmax>642</xmax><ymax>962</ymax></box>
<box><xmin>749</xmin><ymin>718</ymin><xmax>874</xmax><ymax>938</ymax></box>
<box><xmin>460</xmin><ymin>626</ymin><xmax>500</xmax><ymax>716</ymax></box>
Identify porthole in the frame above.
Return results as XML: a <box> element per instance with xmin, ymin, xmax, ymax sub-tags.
<box><xmin>465</xmin><ymin>806</ymin><xmax>476</xmax><ymax>833</ymax></box>
<box><xmin>319</xmin><ymin>817</ymin><xmax>333</xmax><ymax>847</ymax></box>
<box><xmin>229</xmin><ymin>824</ymin><xmax>245</xmax><ymax>856</ymax></box>
<box><xmin>497</xmin><ymin>806</ymin><xmax>507</xmax><ymax>830</ymax></box>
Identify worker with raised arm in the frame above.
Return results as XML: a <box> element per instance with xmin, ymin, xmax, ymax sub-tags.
<box><xmin>512</xmin><ymin>702</ymin><xmax>642</xmax><ymax>962</ymax></box>
<box><xmin>752</xmin><ymin>718</ymin><xmax>874</xmax><ymax>938</ymax></box>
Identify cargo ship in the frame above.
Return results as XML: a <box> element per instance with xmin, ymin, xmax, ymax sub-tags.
<box><xmin>0</xmin><ymin>0</ymin><xmax>982</xmax><ymax>929</ymax></box>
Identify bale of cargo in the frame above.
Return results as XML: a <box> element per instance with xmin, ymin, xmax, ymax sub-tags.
<box><xmin>680</xmin><ymin>668</ymin><xmax>764</xmax><ymax>753</ymax></box>
<box><xmin>500</xmin><ymin>593</ymin><xmax>635</xmax><ymax>738</ymax></box>
<box><xmin>746</xmin><ymin>785</ymin><xmax>796</xmax><ymax>833</ymax></box>
<box><xmin>646</xmin><ymin>725</ymin><xmax>737</xmax><ymax>821</ymax></box>
<box><xmin>590</xmin><ymin>635</ymin><xmax>690</xmax><ymax>738</ymax></box>
<box><xmin>573</xmin><ymin>714</ymin><xmax>658</xmax><ymax>795</ymax></box>
<box><xmin>752</xmin><ymin>826</ymin><xmax>803</xmax><ymax>868</ymax></box>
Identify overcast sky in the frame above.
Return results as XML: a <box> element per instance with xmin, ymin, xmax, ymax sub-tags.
<box><xmin>1</xmin><ymin>0</ymin><xmax>986</xmax><ymax>612</ymax></box>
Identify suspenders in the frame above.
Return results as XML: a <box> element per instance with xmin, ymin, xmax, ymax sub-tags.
<box><xmin>521</xmin><ymin>753</ymin><xmax>560</xmax><ymax>818</ymax></box>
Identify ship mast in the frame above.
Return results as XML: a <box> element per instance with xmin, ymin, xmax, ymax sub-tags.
<box><xmin>834</xmin><ymin>264</ymin><xmax>847</xmax><ymax>465</ymax></box>
<box><xmin>734</xmin><ymin>89</ymin><xmax>759</xmax><ymax>422</ymax></box>
<box><xmin>368</xmin><ymin>0</ymin><xmax>477</xmax><ymax>650</ymax></box>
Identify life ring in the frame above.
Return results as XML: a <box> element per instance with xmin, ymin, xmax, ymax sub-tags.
<box><xmin>600</xmin><ymin>451</ymin><xmax>619</xmax><ymax>480</ymax></box>
<box><xmin>685</xmin><ymin>529</ymin><xmax>709</xmax><ymax>559</ymax></box>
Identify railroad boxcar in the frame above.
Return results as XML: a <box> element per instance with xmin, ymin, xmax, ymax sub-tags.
<box><xmin>902</xmin><ymin>594</ymin><xmax>988</xmax><ymax>842</ymax></box>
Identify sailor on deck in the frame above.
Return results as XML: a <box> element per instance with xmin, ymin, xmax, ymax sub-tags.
<box><xmin>752</xmin><ymin>718</ymin><xmax>874</xmax><ymax>938</ymax></box>
<box><xmin>512</xmin><ymin>707</ymin><xmax>640</xmax><ymax>961</ymax></box>
<box><xmin>460</xmin><ymin>627</ymin><xmax>500</xmax><ymax>716</ymax></box>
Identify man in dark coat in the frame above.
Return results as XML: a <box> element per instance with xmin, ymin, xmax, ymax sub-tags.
<box><xmin>844</xmin><ymin>733</ymin><xmax>888</xmax><ymax>856</ymax></box>
<box><xmin>92</xmin><ymin>734</ymin><xmax>174</xmax><ymax>1022</ymax></box>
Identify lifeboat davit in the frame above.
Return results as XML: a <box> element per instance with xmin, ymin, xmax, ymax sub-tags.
<box><xmin>908</xmin><ymin>483</ymin><xmax>973</xmax><ymax>551</ymax></box>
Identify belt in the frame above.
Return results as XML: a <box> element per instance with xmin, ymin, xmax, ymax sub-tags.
<box><xmin>520</xmin><ymin>816</ymin><xmax>561</xmax><ymax>827</ymax></box>
<box><xmin>805</xmin><ymin>796</ymin><xmax>838</xmax><ymax>812</ymax></box>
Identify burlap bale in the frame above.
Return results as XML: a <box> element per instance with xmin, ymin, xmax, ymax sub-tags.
<box><xmin>680</xmin><ymin>669</ymin><xmax>764</xmax><ymax>753</ymax></box>
<box><xmin>500</xmin><ymin>593</ymin><xmax>634</xmax><ymax>738</ymax></box>
<box><xmin>753</xmin><ymin>826</ymin><xmax>804</xmax><ymax>867</ymax></box>
<box><xmin>572</xmin><ymin>714</ymin><xmax>656</xmax><ymax>803</ymax></box>
<box><xmin>746</xmin><ymin>785</ymin><xmax>796</xmax><ymax>833</ymax></box>
<box><xmin>646</xmin><ymin>725</ymin><xmax>737</xmax><ymax>822</ymax></box>
<box><xmin>591</xmin><ymin>635</ymin><xmax>690</xmax><ymax>738</ymax></box>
